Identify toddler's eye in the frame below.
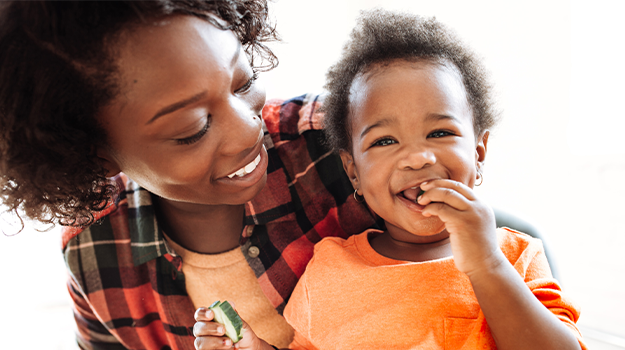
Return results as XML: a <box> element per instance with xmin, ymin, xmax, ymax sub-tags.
<box><xmin>428</xmin><ymin>130</ymin><xmax>452</xmax><ymax>138</ymax></box>
<box><xmin>372</xmin><ymin>138</ymin><xmax>396</xmax><ymax>147</ymax></box>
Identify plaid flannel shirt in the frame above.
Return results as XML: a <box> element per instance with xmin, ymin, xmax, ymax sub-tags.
<box><xmin>62</xmin><ymin>94</ymin><xmax>378</xmax><ymax>350</ymax></box>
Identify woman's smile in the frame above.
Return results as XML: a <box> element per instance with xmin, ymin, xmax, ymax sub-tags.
<box><xmin>217</xmin><ymin>144</ymin><xmax>269</xmax><ymax>189</ymax></box>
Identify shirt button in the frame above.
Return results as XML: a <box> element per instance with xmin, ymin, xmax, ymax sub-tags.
<box><xmin>248</xmin><ymin>246</ymin><xmax>260</xmax><ymax>258</ymax></box>
<box><xmin>246</xmin><ymin>225</ymin><xmax>254</xmax><ymax>237</ymax></box>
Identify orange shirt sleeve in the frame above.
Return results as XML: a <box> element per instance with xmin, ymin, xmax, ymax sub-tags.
<box><xmin>501</xmin><ymin>228</ymin><xmax>587</xmax><ymax>349</ymax></box>
<box><xmin>284</xmin><ymin>261</ymin><xmax>315</xmax><ymax>350</ymax></box>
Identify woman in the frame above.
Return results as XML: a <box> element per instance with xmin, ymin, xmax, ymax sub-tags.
<box><xmin>0</xmin><ymin>1</ymin><xmax>376</xmax><ymax>349</ymax></box>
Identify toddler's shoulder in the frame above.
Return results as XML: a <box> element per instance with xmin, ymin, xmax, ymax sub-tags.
<box><xmin>314</xmin><ymin>234</ymin><xmax>356</xmax><ymax>253</ymax></box>
<box><xmin>497</xmin><ymin>227</ymin><xmax>546</xmax><ymax>265</ymax></box>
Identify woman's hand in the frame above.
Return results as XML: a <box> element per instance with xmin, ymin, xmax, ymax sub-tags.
<box><xmin>417</xmin><ymin>179</ymin><xmax>505</xmax><ymax>277</ymax></box>
<box><xmin>193</xmin><ymin>307</ymin><xmax>273</xmax><ymax>350</ymax></box>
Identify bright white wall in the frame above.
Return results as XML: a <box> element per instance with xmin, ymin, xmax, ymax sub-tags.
<box><xmin>1</xmin><ymin>0</ymin><xmax>624</xmax><ymax>348</ymax></box>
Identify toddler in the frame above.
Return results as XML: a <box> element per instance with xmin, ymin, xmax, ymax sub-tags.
<box><xmin>193</xmin><ymin>9</ymin><xmax>586</xmax><ymax>350</ymax></box>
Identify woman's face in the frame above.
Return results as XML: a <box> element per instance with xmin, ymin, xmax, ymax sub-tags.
<box><xmin>97</xmin><ymin>15</ymin><xmax>268</xmax><ymax>207</ymax></box>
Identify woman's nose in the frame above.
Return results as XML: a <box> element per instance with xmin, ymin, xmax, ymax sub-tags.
<box><xmin>397</xmin><ymin>145</ymin><xmax>437</xmax><ymax>170</ymax></box>
<box><xmin>216</xmin><ymin>99</ymin><xmax>263</xmax><ymax>155</ymax></box>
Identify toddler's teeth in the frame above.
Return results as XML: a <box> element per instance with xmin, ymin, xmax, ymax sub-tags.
<box><xmin>235</xmin><ymin>168</ymin><xmax>245</xmax><ymax>177</ymax></box>
<box><xmin>254</xmin><ymin>154</ymin><xmax>261</xmax><ymax>165</ymax></box>
<box><xmin>228</xmin><ymin>173</ymin><xmax>236</xmax><ymax>178</ymax></box>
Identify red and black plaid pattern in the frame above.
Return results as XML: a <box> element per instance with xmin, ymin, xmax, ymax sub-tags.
<box><xmin>62</xmin><ymin>94</ymin><xmax>379</xmax><ymax>350</ymax></box>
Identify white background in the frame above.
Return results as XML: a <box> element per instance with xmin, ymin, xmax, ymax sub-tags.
<box><xmin>2</xmin><ymin>0</ymin><xmax>624</xmax><ymax>348</ymax></box>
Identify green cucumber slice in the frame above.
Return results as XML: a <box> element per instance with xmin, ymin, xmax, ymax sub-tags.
<box><xmin>416</xmin><ymin>189</ymin><xmax>425</xmax><ymax>203</ymax></box>
<box><xmin>209</xmin><ymin>300</ymin><xmax>244</xmax><ymax>343</ymax></box>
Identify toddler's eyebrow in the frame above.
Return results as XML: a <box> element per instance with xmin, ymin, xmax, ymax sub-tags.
<box><xmin>360</xmin><ymin>118</ymin><xmax>393</xmax><ymax>139</ymax></box>
<box><xmin>359</xmin><ymin>113</ymin><xmax>458</xmax><ymax>139</ymax></box>
<box><xmin>425</xmin><ymin>113</ymin><xmax>459</xmax><ymax>123</ymax></box>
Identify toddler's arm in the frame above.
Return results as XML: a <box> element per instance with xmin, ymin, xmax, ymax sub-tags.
<box><xmin>419</xmin><ymin>179</ymin><xmax>582</xmax><ymax>350</ymax></box>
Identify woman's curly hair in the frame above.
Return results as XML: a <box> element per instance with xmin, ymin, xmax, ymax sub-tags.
<box><xmin>323</xmin><ymin>9</ymin><xmax>499</xmax><ymax>153</ymax></box>
<box><xmin>0</xmin><ymin>1</ymin><xmax>278</xmax><ymax>228</ymax></box>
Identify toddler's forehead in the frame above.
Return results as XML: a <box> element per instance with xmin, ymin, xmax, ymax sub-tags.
<box><xmin>349</xmin><ymin>60</ymin><xmax>469</xmax><ymax>110</ymax></box>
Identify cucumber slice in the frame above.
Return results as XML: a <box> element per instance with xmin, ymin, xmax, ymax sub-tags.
<box><xmin>209</xmin><ymin>300</ymin><xmax>244</xmax><ymax>343</ymax></box>
<box><xmin>416</xmin><ymin>189</ymin><xmax>425</xmax><ymax>203</ymax></box>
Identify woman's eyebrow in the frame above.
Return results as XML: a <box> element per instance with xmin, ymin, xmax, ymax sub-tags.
<box><xmin>147</xmin><ymin>43</ymin><xmax>243</xmax><ymax>125</ymax></box>
<box><xmin>147</xmin><ymin>91</ymin><xmax>208</xmax><ymax>124</ymax></box>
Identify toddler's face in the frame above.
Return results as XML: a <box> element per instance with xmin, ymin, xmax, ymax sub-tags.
<box><xmin>341</xmin><ymin>60</ymin><xmax>487</xmax><ymax>239</ymax></box>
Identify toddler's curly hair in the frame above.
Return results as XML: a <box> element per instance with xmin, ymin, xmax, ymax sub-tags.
<box><xmin>323</xmin><ymin>9</ymin><xmax>499</xmax><ymax>153</ymax></box>
<box><xmin>0</xmin><ymin>1</ymin><xmax>278</xmax><ymax>228</ymax></box>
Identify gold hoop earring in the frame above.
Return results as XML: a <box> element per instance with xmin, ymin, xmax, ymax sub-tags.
<box><xmin>353</xmin><ymin>188</ymin><xmax>365</xmax><ymax>203</ymax></box>
<box><xmin>475</xmin><ymin>170</ymin><xmax>483</xmax><ymax>186</ymax></box>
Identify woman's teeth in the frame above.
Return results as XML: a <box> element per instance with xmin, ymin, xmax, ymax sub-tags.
<box><xmin>227</xmin><ymin>154</ymin><xmax>261</xmax><ymax>178</ymax></box>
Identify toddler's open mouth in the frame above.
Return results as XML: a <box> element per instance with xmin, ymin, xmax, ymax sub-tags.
<box><xmin>400</xmin><ymin>186</ymin><xmax>426</xmax><ymax>203</ymax></box>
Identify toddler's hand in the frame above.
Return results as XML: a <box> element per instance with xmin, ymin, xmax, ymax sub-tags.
<box><xmin>193</xmin><ymin>306</ymin><xmax>267</xmax><ymax>350</ymax></box>
<box><xmin>418</xmin><ymin>179</ymin><xmax>506</xmax><ymax>276</ymax></box>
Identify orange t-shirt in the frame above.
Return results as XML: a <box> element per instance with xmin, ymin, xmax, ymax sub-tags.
<box><xmin>284</xmin><ymin>228</ymin><xmax>586</xmax><ymax>349</ymax></box>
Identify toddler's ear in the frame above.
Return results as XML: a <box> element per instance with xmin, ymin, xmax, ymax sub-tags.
<box><xmin>339</xmin><ymin>150</ymin><xmax>360</xmax><ymax>190</ymax></box>
<box><xmin>476</xmin><ymin>130</ymin><xmax>489</xmax><ymax>168</ymax></box>
<box><xmin>96</xmin><ymin>147</ymin><xmax>122</xmax><ymax>178</ymax></box>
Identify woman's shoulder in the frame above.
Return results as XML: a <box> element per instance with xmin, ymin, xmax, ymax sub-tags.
<box><xmin>61</xmin><ymin>174</ymin><xmax>130</xmax><ymax>248</ymax></box>
<box><xmin>262</xmin><ymin>93</ymin><xmax>325</xmax><ymax>138</ymax></box>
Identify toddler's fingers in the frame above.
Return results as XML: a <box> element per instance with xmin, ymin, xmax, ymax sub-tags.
<box><xmin>421</xmin><ymin>200</ymin><xmax>462</xmax><ymax>220</ymax></box>
<box><xmin>418</xmin><ymin>185</ymin><xmax>472</xmax><ymax>211</ymax></box>
<box><xmin>194</xmin><ymin>334</ymin><xmax>234</xmax><ymax>350</ymax></box>
<box><xmin>195</xmin><ymin>307</ymin><xmax>214</xmax><ymax>322</ymax></box>
<box><xmin>420</xmin><ymin>179</ymin><xmax>476</xmax><ymax>201</ymax></box>
<box><xmin>193</xmin><ymin>321</ymin><xmax>226</xmax><ymax>337</ymax></box>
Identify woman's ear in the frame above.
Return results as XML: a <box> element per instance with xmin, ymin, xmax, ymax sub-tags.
<box><xmin>339</xmin><ymin>149</ymin><xmax>360</xmax><ymax>191</ymax></box>
<box><xmin>476</xmin><ymin>130</ymin><xmax>489</xmax><ymax>172</ymax></box>
<box><xmin>96</xmin><ymin>147</ymin><xmax>122</xmax><ymax>178</ymax></box>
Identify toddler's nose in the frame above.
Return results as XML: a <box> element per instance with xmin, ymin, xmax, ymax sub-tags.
<box><xmin>397</xmin><ymin>146</ymin><xmax>436</xmax><ymax>170</ymax></box>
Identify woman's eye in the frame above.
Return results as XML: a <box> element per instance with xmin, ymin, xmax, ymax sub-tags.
<box><xmin>235</xmin><ymin>72</ymin><xmax>258</xmax><ymax>94</ymax></box>
<box><xmin>372</xmin><ymin>138</ymin><xmax>396</xmax><ymax>147</ymax></box>
<box><xmin>175</xmin><ymin>115</ymin><xmax>210</xmax><ymax>145</ymax></box>
<box><xmin>428</xmin><ymin>130</ymin><xmax>453</xmax><ymax>138</ymax></box>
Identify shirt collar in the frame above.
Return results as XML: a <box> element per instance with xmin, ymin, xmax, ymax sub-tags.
<box><xmin>122</xmin><ymin>126</ymin><xmax>291</xmax><ymax>265</ymax></box>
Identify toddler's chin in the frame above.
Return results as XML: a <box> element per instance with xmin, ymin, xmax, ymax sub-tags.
<box><xmin>410</xmin><ymin>217</ymin><xmax>446</xmax><ymax>236</ymax></box>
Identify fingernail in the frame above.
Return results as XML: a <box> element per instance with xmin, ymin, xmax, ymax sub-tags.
<box><xmin>421</xmin><ymin>181</ymin><xmax>428</xmax><ymax>187</ymax></box>
<box><xmin>224</xmin><ymin>338</ymin><xmax>232</xmax><ymax>346</ymax></box>
<box><xmin>217</xmin><ymin>326</ymin><xmax>225</xmax><ymax>334</ymax></box>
